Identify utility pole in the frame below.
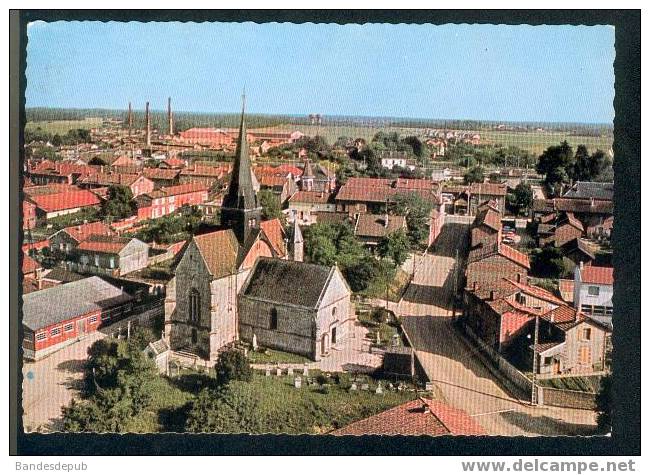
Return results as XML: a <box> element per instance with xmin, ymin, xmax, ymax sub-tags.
<box><xmin>531</xmin><ymin>314</ymin><xmax>540</xmax><ymax>405</ymax></box>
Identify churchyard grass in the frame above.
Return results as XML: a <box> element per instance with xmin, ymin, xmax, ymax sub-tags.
<box><xmin>247</xmin><ymin>348</ymin><xmax>311</xmax><ymax>365</ymax></box>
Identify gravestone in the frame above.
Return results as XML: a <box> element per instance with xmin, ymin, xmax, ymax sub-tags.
<box><xmin>375</xmin><ymin>383</ymin><xmax>383</xmax><ymax>394</ymax></box>
<box><xmin>276</xmin><ymin>367</ymin><xmax>282</xmax><ymax>377</ymax></box>
<box><xmin>265</xmin><ymin>366</ymin><xmax>271</xmax><ymax>377</ymax></box>
<box><xmin>350</xmin><ymin>383</ymin><xmax>357</xmax><ymax>391</ymax></box>
<box><xmin>252</xmin><ymin>333</ymin><xmax>258</xmax><ymax>351</ymax></box>
<box><xmin>361</xmin><ymin>383</ymin><xmax>370</xmax><ymax>391</ymax></box>
<box><xmin>294</xmin><ymin>376</ymin><xmax>302</xmax><ymax>388</ymax></box>
<box><xmin>425</xmin><ymin>382</ymin><xmax>434</xmax><ymax>392</ymax></box>
<box><xmin>303</xmin><ymin>365</ymin><xmax>309</xmax><ymax>376</ymax></box>
<box><xmin>287</xmin><ymin>367</ymin><xmax>294</xmax><ymax>376</ymax></box>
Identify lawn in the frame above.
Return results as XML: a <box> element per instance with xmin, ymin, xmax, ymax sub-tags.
<box><xmin>26</xmin><ymin>118</ymin><xmax>104</xmax><ymax>135</ymax></box>
<box><xmin>257</xmin><ymin>124</ymin><xmax>613</xmax><ymax>157</ymax></box>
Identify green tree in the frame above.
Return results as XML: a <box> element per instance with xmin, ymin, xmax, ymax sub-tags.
<box><xmin>507</xmin><ymin>182</ymin><xmax>534</xmax><ymax>216</ymax></box>
<box><xmin>100</xmin><ymin>185</ymin><xmax>136</xmax><ymax>220</ymax></box>
<box><xmin>258</xmin><ymin>189</ymin><xmax>283</xmax><ymax>221</ymax></box>
<box><xmin>530</xmin><ymin>246</ymin><xmax>571</xmax><ymax>278</ymax></box>
<box><xmin>401</xmin><ymin>136</ymin><xmax>425</xmax><ymax>158</ymax></box>
<box><xmin>463</xmin><ymin>166</ymin><xmax>485</xmax><ymax>184</ymax></box>
<box><xmin>536</xmin><ymin>141</ymin><xmax>574</xmax><ymax>194</ymax></box>
<box><xmin>377</xmin><ymin>229</ymin><xmax>410</xmax><ymax>267</ymax></box>
<box><xmin>391</xmin><ymin>193</ymin><xmax>433</xmax><ymax>246</ymax></box>
<box><xmin>214</xmin><ymin>349</ymin><xmax>253</xmax><ymax>385</ymax></box>
<box><xmin>595</xmin><ymin>374</ymin><xmax>612</xmax><ymax>433</ymax></box>
<box><xmin>342</xmin><ymin>255</ymin><xmax>380</xmax><ymax>293</ymax></box>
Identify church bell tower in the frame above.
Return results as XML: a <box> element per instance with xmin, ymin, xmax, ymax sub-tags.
<box><xmin>220</xmin><ymin>94</ymin><xmax>262</xmax><ymax>244</ymax></box>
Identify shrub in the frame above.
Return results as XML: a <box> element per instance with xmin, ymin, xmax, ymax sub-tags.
<box><xmin>214</xmin><ymin>349</ymin><xmax>252</xmax><ymax>385</ymax></box>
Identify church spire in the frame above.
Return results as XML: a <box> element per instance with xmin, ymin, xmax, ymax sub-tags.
<box><xmin>220</xmin><ymin>92</ymin><xmax>262</xmax><ymax>244</ymax></box>
<box><xmin>223</xmin><ymin>92</ymin><xmax>257</xmax><ymax>211</ymax></box>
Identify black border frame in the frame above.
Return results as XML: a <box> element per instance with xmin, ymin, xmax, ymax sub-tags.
<box><xmin>10</xmin><ymin>9</ymin><xmax>641</xmax><ymax>456</ymax></box>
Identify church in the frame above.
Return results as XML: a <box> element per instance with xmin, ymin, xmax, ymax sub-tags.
<box><xmin>164</xmin><ymin>100</ymin><xmax>351</xmax><ymax>361</ymax></box>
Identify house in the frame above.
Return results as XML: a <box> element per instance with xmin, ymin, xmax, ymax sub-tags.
<box><xmin>427</xmin><ymin>208</ymin><xmax>445</xmax><ymax>248</ymax></box>
<box><xmin>468</xmin><ymin>182</ymin><xmax>507</xmax><ymax>215</ymax></box>
<box><xmin>573</xmin><ymin>264</ymin><xmax>613</xmax><ymax>328</ymax></box>
<box><xmin>177</xmin><ymin>127</ymin><xmax>237</xmax><ymax>148</ymax></box>
<box><xmin>466</xmin><ymin>242</ymin><xmax>530</xmax><ymax>288</ymax></box>
<box><xmin>332</xmin><ymin>398</ymin><xmax>486</xmax><ymax>436</ymax></box>
<box><xmin>562</xmin><ymin>181</ymin><xmax>613</xmax><ymax>201</ymax></box>
<box><xmin>49</xmin><ymin>221</ymin><xmax>114</xmax><ymax>256</ymax></box>
<box><xmin>287</xmin><ymin>190</ymin><xmax>336</xmax><ymax>225</ymax></box>
<box><xmin>24</xmin><ymin>185</ymin><xmax>102</xmax><ymax>221</ymax></box>
<box><xmin>22</xmin><ymin>197</ymin><xmax>37</xmax><ymax>230</ymax></box>
<box><xmin>537</xmin><ymin>212</ymin><xmax>584</xmax><ymax>247</ymax></box>
<box><xmin>142</xmin><ymin>167</ymin><xmax>181</xmax><ymax>188</ymax></box>
<box><xmin>135</xmin><ymin>183</ymin><xmax>210</xmax><ymax>220</ymax></box>
<box><xmin>353</xmin><ymin>213</ymin><xmax>407</xmax><ymax>249</ymax></box>
<box><xmin>560</xmin><ymin>238</ymin><xmax>596</xmax><ymax>267</ymax></box>
<box><xmin>299</xmin><ymin>159</ymin><xmax>336</xmax><ymax>193</ymax></box>
<box><xmin>528</xmin><ymin>305</ymin><xmax>611</xmax><ymax>376</ymax></box>
<box><xmin>335</xmin><ymin>177</ymin><xmax>441</xmax><ymax>214</ymax></box>
<box><xmin>256</xmin><ymin>173</ymin><xmax>297</xmax><ymax>205</ymax></box>
<box><xmin>470</xmin><ymin>201</ymin><xmax>502</xmax><ymax>248</ymax></box>
<box><xmin>378</xmin><ymin>150</ymin><xmax>409</xmax><ymax>169</ymax></box>
<box><xmin>238</xmin><ymin>257</ymin><xmax>352</xmax><ymax>361</ymax></box>
<box><xmin>77</xmin><ymin>172</ymin><xmax>154</xmax><ymax>197</ymax></box>
<box><xmin>179</xmin><ymin>163</ymin><xmax>230</xmax><ymax>188</ymax></box>
<box><xmin>69</xmin><ymin>235</ymin><xmax>149</xmax><ymax>276</ymax></box>
<box><xmin>531</xmin><ymin>198</ymin><xmax>613</xmax><ymax>239</ymax></box>
<box><xmin>463</xmin><ymin>275</ymin><xmax>564</xmax><ymax>351</ymax></box>
<box><xmin>22</xmin><ymin>276</ymin><xmax>134</xmax><ymax>360</ymax></box>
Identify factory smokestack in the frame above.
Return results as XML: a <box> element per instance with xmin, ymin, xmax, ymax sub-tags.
<box><xmin>145</xmin><ymin>101</ymin><xmax>151</xmax><ymax>147</ymax></box>
<box><xmin>168</xmin><ymin>97</ymin><xmax>173</xmax><ymax>136</ymax></box>
<box><xmin>127</xmin><ymin>101</ymin><xmax>133</xmax><ymax>136</ymax></box>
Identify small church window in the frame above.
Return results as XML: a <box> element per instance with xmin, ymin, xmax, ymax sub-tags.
<box><xmin>332</xmin><ymin>307</ymin><xmax>337</xmax><ymax>317</ymax></box>
<box><xmin>189</xmin><ymin>288</ymin><xmax>200</xmax><ymax>323</ymax></box>
<box><xmin>270</xmin><ymin>308</ymin><xmax>278</xmax><ymax>330</ymax></box>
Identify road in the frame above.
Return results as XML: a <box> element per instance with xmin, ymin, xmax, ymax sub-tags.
<box><xmin>22</xmin><ymin>304</ymin><xmax>163</xmax><ymax>432</ymax></box>
<box><xmin>399</xmin><ymin>218</ymin><xmax>598</xmax><ymax>436</ymax></box>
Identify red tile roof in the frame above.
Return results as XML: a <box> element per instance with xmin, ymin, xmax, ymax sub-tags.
<box><xmin>60</xmin><ymin>221</ymin><xmax>114</xmax><ymax>243</ymax></box>
<box><xmin>580</xmin><ymin>266</ymin><xmax>614</xmax><ymax>285</ymax></box>
<box><xmin>259</xmin><ymin>219</ymin><xmax>287</xmax><ymax>258</ymax></box>
<box><xmin>468</xmin><ymin>242</ymin><xmax>530</xmax><ymax>270</ymax></box>
<box><xmin>160</xmin><ymin>182</ymin><xmax>210</xmax><ymax>196</ymax></box>
<box><xmin>76</xmin><ymin>235</ymin><xmax>134</xmax><ymax>254</ymax></box>
<box><xmin>336</xmin><ymin>177</ymin><xmax>441</xmax><ymax>205</ymax></box>
<box><xmin>354</xmin><ymin>214</ymin><xmax>406</xmax><ymax>238</ymax></box>
<box><xmin>28</xmin><ymin>188</ymin><xmax>101</xmax><ymax>212</ymax></box>
<box><xmin>22</xmin><ymin>255</ymin><xmax>42</xmax><ymax>274</ymax></box>
<box><xmin>142</xmin><ymin>168</ymin><xmax>181</xmax><ymax>180</ymax></box>
<box><xmin>502</xmin><ymin>278</ymin><xmax>565</xmax><ymax>305</ymax></box>
<box><xmin>193</xmin><ymin>229</ymin><xmax>240</xmax><ymax>278</ymax></box>
<box><xmin>289</xmin><ymin>191</ymin><xmax>334</xmax><ymax>204</ymax></box>
<box><xmin>332</xmin><ymin>398</ymin><xmax>485</xmax><ymax>436</ymax></box>
<box><xmin>470</xmin><ymin>182</ymin><xmax>507</xmax><ymax>196</ymax></box>
<box><xmin>558</xmin><ymin>279</ymin><xmax>575</xmax><ymax>303</ymax></box>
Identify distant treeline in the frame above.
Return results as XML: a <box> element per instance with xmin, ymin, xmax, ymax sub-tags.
<box><xmin>26</xmin><ymin>107</ymin><xmax>613</xmax><ymax>136</ymax></box>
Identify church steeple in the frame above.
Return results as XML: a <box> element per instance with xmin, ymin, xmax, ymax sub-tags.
<box><xmin>221</xmin><ymin>93</ymin><xmax>262</xmax><ymax>244</ymax></box>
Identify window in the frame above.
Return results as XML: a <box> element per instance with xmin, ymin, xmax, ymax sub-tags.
<box><xmin>332</xmin><ymin>307</ymin><xmax>337</xmax><ymax>317</ymax></box>
<box><xmin>579</xmin><ymin>347</ymin><xmax>591</xmax><ymax>364</ymax></box>
<box><xmin>102</xmin><ymin>312</ymin><xmax>111</xmax><ymax>322</ymax></box>
<box><xmin>515</xmin><ymin>293</ymin><xmax>526</xmax><ymax>305</ymax></box>
<box><xmin>36</xmin><ymin>332</ymin><xmax>46</xmax><ymax>341</ymax></box>
<box><xmin>588</xmin><ymin>286</ymin><xmax>600</xmax><ymax>296</ymax></box>
<box><xmin>593</xmin><ymin>306</ymin><xmax>606</xmax><ymax>316</ymax></box>
<box><xmin>582</xmin><ymin>328</ymin><xmax>592</xmax><ymax>341</ymax></box>
<box><xmin>270</xmin><ymin>308</ymin><xmax>278</xmax><ymax>330</ymax></box>
<box><xmin>544</xmin><ymin>356</ymin><xmax>553</xmax><ymax>366</ymax></box>
<box><xmin>94</xmin><ymin>255</ymin><xmax>100</xmax><ymax>266</ymax></box>
<box><xmin>88</xmin><ymin>315</ymin><xmax>98</xmax><ymax>324</ymax></box>
<box><xmin>605</xmin><ymin>306</ymin><xmax>614</xmax><ymax>315</ymax></box>
<box><xmin>191</xmin><ymin>328</ymin><xmax>198</xmax><ymax>345</ymax></box>
<box><xmin>50</xmin><ymin>327</ymin><xmax>61</xmax><ymax>337</ymax></box>
<box><xmin>189</xmin><ymin>288</ymin><xmax>200</xmax><ymax>323</ymax></box>
<box><xmin>109</xmin><ymin>257</ymin><xmax>115</xmax><ymax>269</ymax></box>
<box><xmin>64</xmin><ymin>323</ymin><xmax>74</xmax><ymax>333</ymax></box>
<box><xmin>24</xmin><ymin>333</ymin><xmax>34</xmax><ymax>342</ymax></box>
<box><xmin>581</xmin><ymin>304</ymin><xmax>592</xmax><ymax>314</ymax></box>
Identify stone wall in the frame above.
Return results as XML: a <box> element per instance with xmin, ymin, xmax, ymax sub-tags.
<box><xmin>537</xmin><ymin>386</ymin><xmax>597</xmax><ymax>410</ymax></box>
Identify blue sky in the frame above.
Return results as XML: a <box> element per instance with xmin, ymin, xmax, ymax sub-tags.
<box><xmin>26</xmin><ymin>21</ymin><xmax>615</xmax><ymax>123</ymax></box>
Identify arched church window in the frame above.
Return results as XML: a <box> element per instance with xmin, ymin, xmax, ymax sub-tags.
<box><xmin>189</xmin><ymin>288</ymin><xmax>200</xmax><ymax>323</ymax></box>
<box><xmin>270</xmin><ymin>308</ymin><xmax>278</xmax><ymax>330</ymax></box>
<box><xmin>332</xmin><ymin>306</ymin><xmax>337</xmax><ymax>317</ymax></box>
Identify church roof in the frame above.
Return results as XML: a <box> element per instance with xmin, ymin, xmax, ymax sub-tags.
<box><xmin>193</xmin><ymin>229</ymin><xmax>241</xmax><ymax>279</ymax></box>
<box><xmin>242</xmin><ymin>257</ymin><xmax>335</xmax><ymax>308</ymax></box>
<box><xmin>222</xmin><ymin>100</ymin><xmax>258</xmax><ymax>211</ymax></box>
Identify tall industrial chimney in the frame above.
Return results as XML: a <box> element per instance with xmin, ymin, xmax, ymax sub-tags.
<box><xmin>127</xmin><ymin>101</ymin><xmax>133</xmax><ymax>136</ymax></box>
<box><xmin>168</xmin><ymin>97</ymin><xmax>174</xmax><ymax>136</ymax></box>
<box><xmin>145</xmin><ymin>101</ymin><xmax>151</xmax><ymax>147</ymax></box>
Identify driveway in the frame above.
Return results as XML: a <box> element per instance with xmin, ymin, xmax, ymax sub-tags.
<box><xmin>399</xmin><ymin>218</ymin><xmax>598</xmax><ymax>436</ymax></box>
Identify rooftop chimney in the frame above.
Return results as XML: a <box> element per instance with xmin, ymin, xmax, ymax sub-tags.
<box><xmin>489</xmin><ymin>290</ymin><xmax>495</xmax><ymax>301</ymax></box>
<box><xmin>145</xmin><ymin>101</ymin><xmax>151</xmax><ymax>147</ymax></box>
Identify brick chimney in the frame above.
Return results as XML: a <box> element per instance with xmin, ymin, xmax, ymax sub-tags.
<box><xmin>490</xmin><ymin>290</ymin><xmax>495</xmax><ymax>301</ymax></box>
<box><xmin>145</xmin><ymin>101</ymin><xmax>151</xmax><ymax>147</ymax></box>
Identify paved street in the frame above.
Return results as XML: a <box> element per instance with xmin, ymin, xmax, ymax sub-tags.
<box><xmin>398</xmin><ymin>218</ymin><xmax>598</xmax><ymax>436</ymax></box>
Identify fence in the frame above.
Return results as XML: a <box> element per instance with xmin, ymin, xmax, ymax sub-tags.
<box><xmin>537</xmin><ymin>386</ymin><xmax>597</xmax><ymax>410</ymax></box>
<box><xmin>459</xmin><ymin>322</ymin><xmax>533</xmax><ymax>400</ymax></box>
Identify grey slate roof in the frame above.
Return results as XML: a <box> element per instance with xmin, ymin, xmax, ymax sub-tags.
<box><xmin>22</xmin><ymin>276</ymin><xmax>133</xmax><ymax>331</ymax></box>
<box><xmin>242</xmin><ymin>257</ymin><xmax>334</xmax><ymax>308</ymax></box>
<box><xmin>563</xmin><ymin>181</ymin><xmax>613</xmax><ymax>201</ymax></box>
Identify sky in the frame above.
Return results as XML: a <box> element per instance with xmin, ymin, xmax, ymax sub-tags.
<box><xmin>26</xmin><ymin>21</ymin><xmax>615</xmax><ymax>124</ymax></box>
